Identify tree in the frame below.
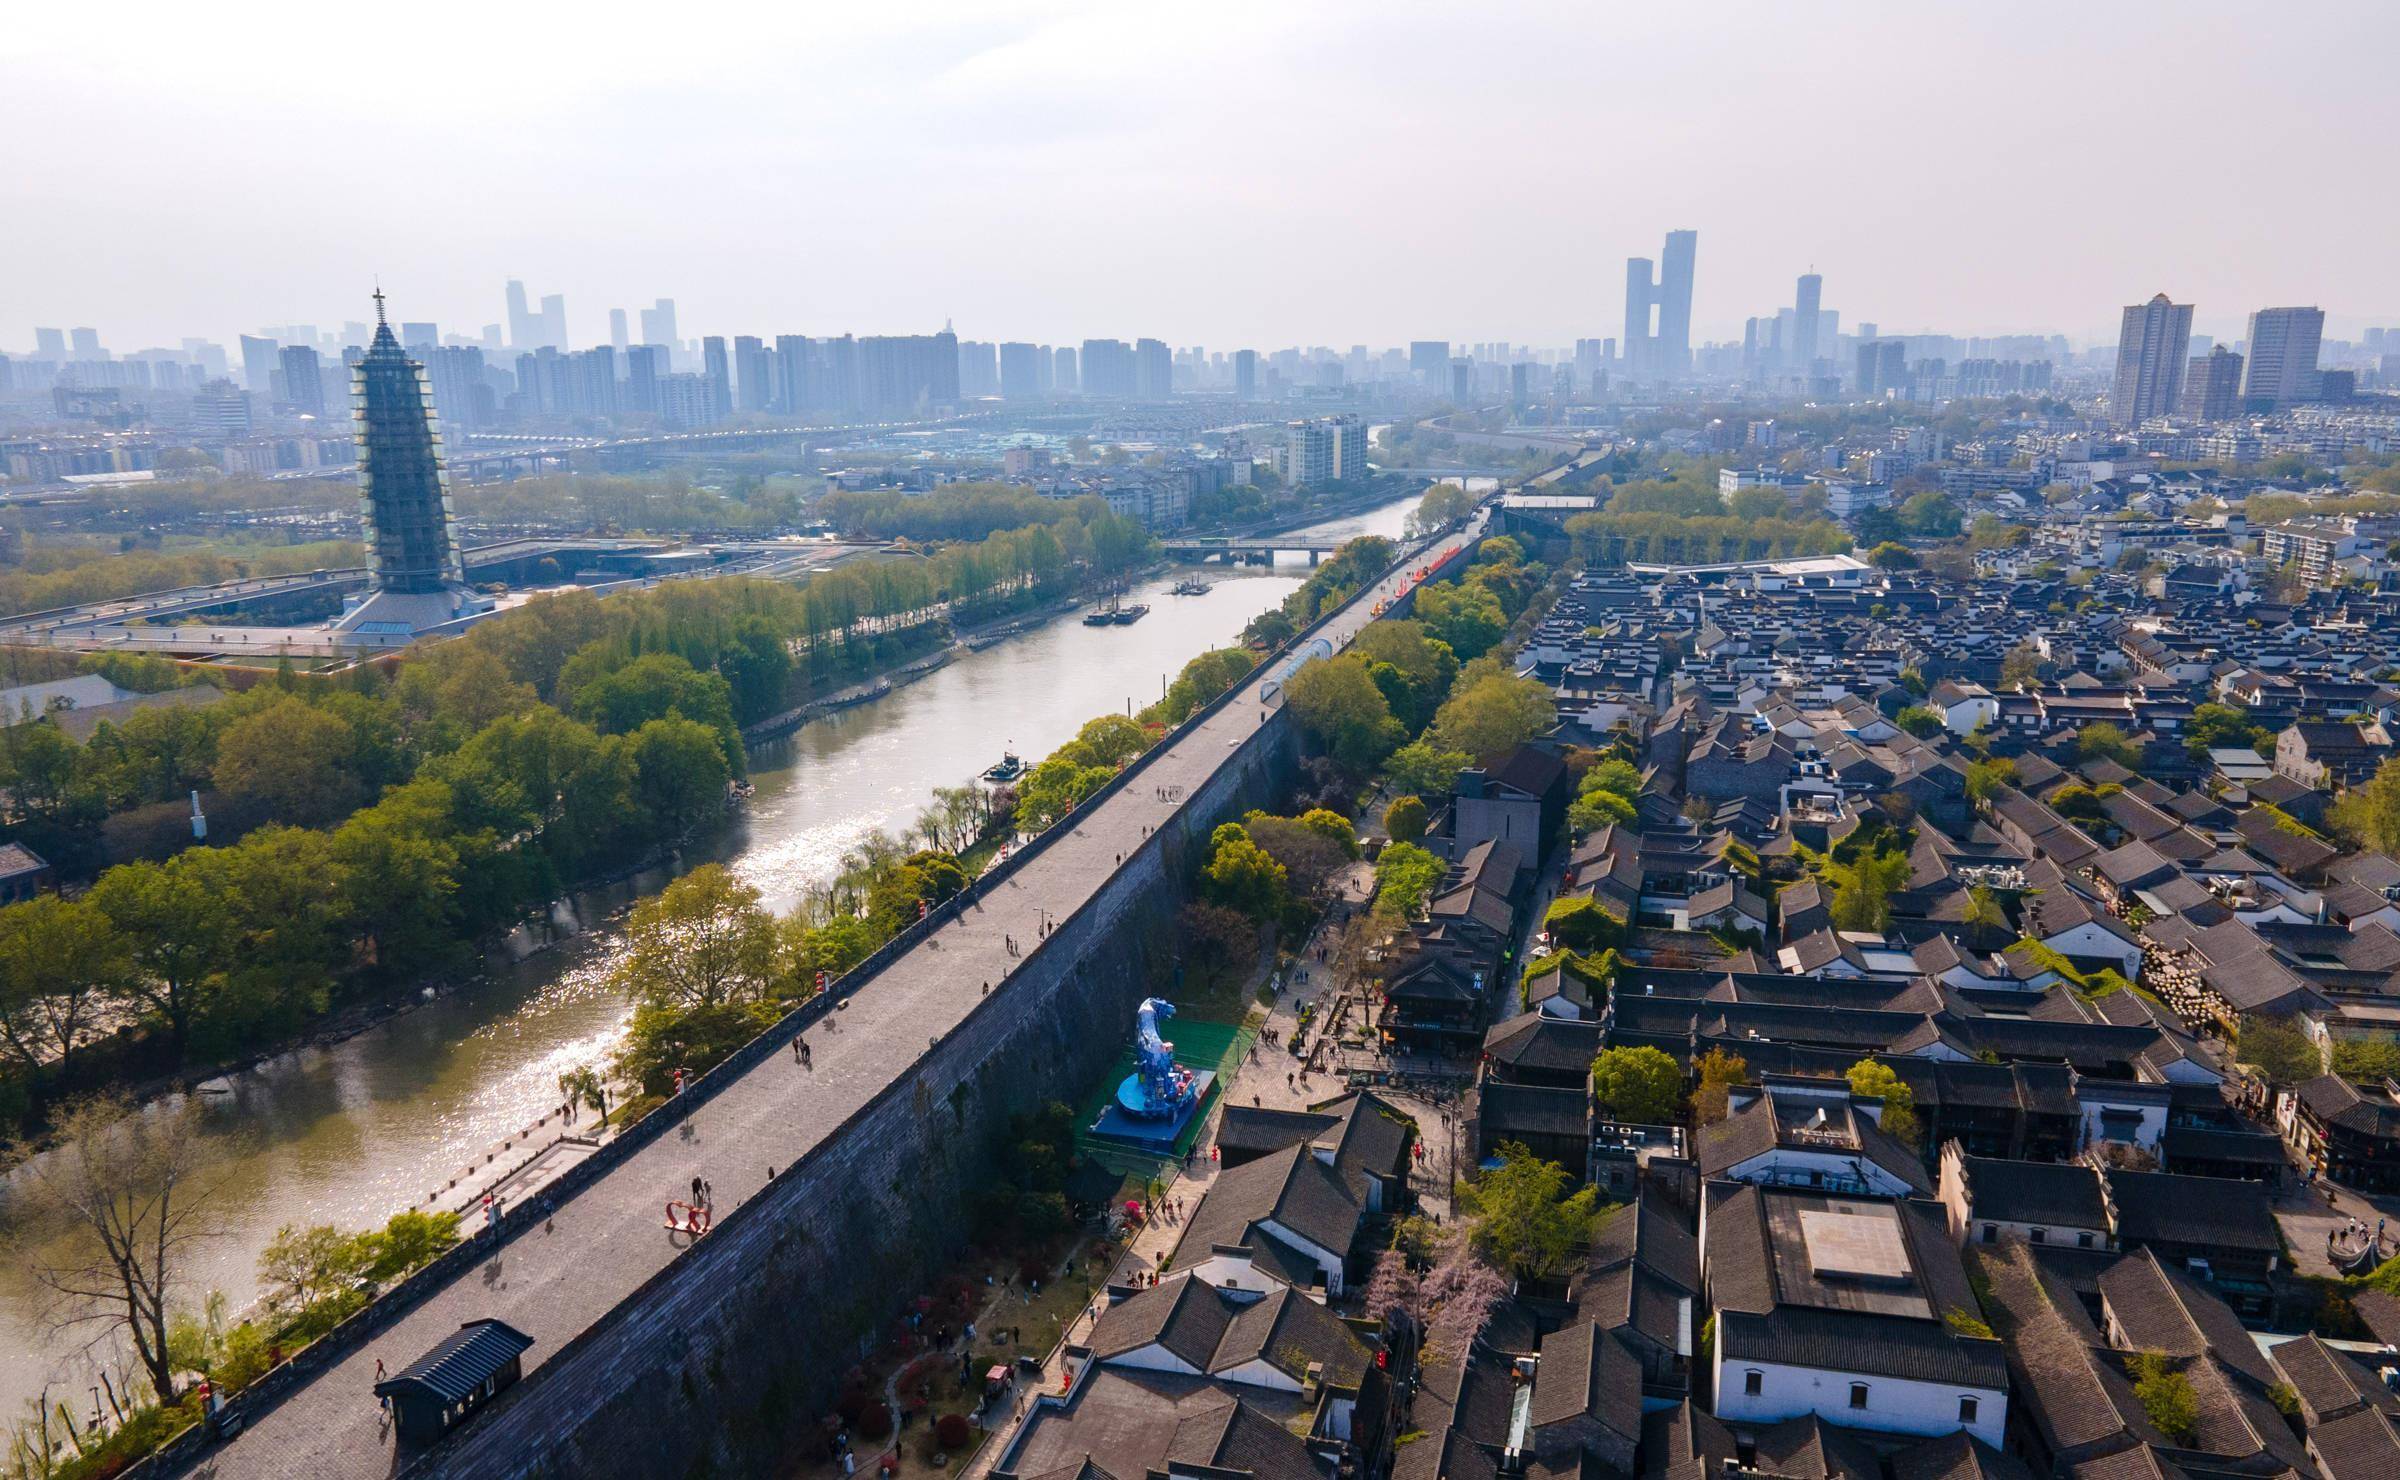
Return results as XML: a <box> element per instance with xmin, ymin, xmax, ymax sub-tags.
<box><xmin>1413</xmin><ymin>582</ymin><xmax>1508</xmax><ymax>662</ymax></box>
<box><xmin>1405</xmin><ymin>483</ymin><xmax>1477</xmax><ymax>538</ymax></box>
<box><xmin>627</xmin><ymin>715</ymin><xmax>733</xmax><ymax>841</ymax></box>
<box><xmin>1178</xmin><ymin>901</ymin><xmax>1259</xmax><ymax>988</ymax></box>
<box><xmin>212</xmin><ymin>696</ymin><xmax>363</xmax><ymax>827</ymax></box>
<box><xmin>1867</xmin><ymin>541</ymin><xmax>1918</xmax><ymax>571</ymax></box>
<box><xmin>1845</xmin><ymin>1058</ymin><xmax>1922</xmax><ymax>1149</ymax></box>
<box><xmin>1726</xmin><ymin>486</ymin><xmax>1789</xmax><ymax>522</ymax></box>
<box><xmin>88</xmin><ymin>854</ymin><xmax>237</xmax><ymax>1056</ymax></box>
<box><xmin>570</xmin><ymin>651</ymin><xmax>739</xmax><ymax>759</ymax></box>
<box><xmin>1385</xmin><ymin>738</ymin><xmax>1469</xmax><ymax>797</ymax></box>
<box><xmin>1456</xmin><ymin>1144</ymin><xmax>1600</xmax><ymax>1281</ymax></box>
<box><xmin>611</xmin><ymin>864</ymin><xmax>782</xmax><ymax>1014</ymax></box>
<box><xmin>559</xmin><ymin>1064</ymin><xmax>610</xmax><ymax>1130</ymax></box>
<box><xmin>2333</xmin><ymin>1039</ymin><xmax>2400</xmax><ymax>1082</ymax></box>
<box><xmin>1371</xmin><ymin>841</ymin><xmax>1444</xmax><ymax>919</ymax></box>
<box><xmin>2128</xmin><ymin>1353</ymin><xmax>2199</xmax><ymax>1446</ymax></box>
<box><xmin>2237</xmin><ymin>1013</ymin><xmax>2324</xmax><ymax>1084</ymax></box>
<box><xmin>2332</xmin><ymin>754</ymin><xmax>2400</xmax><ymax>856</ymax></box>
<box><xmin>1823</xmin><ymin>840</ymin><xmax>1911</xmax><ymax>934</ymax></box>
<box><xmin>1999</xmin><ymin>643</ymin><xmax>2043</xmax><ymax>691</ymax></box>
<box><xmin>16</xmin><ymin>1096</ymin><xmax>221</xmax><ymax>1406</ymax></box>
<box><xmin>1431</xmin><ymin>669</ymin><xmax>1554</xmax><ymax>765</ymax></box>
<box><xmin>1690</xmin><ymin>1048</ymin><xmax>1751</xmax><ymax>1126</ymax></box>
<box><xmin>1384</xmin><ymin>795</ymin><xmax>1428</xmax><ymax>843</ymax></box>
<box><xmin>2077</xmin><ymin>722</ymin><xmax>2143</xmax><ymax>769</ymax></box>
<box><xmin>1590</xmin><ymin>1045</ymin><xmax>1683</xmax><ymax>1124</ymax></box>
<box><xmin>1203</xmin><ymin>823</ymin><xmax>1291</xmax><ymax>919</ymax></box>
<box><xmin>1893</xmin><ymin>705</ymin><xmax>1946</xmax><ymax>739</ymax></box>
<box><xmin>1285</xmin><ymin>656</ymin><xmax>1404</xmax><ymax>773</ymax></box>
<box><xmin>0</xmin><ymin>896</ymin><xmax>134</xmax><ymax>1078</ymax></box>
<box><xmin>1965</xmin><ymin>757</ymin><xmax>2016</xmax><ymax>805</ymax></box>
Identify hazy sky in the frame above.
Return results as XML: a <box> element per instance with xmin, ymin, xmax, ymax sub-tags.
<box><xmin>6</xmin><ymin>1</ymin><xmax>2396</xmax><ymax>354</ymax></box>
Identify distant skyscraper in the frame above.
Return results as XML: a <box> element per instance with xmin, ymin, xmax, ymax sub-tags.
<box><xmin>1620</xmin><ymin>230</ymin><xmax>1697</xmax><ymax>380</ymax></box>
<box><xmin>1133</xmin><ymin>338</ymin><xmax>1172</xmax><ymax>400</ymax></box>
<box><xmin>1622</xmin><ymin>258</ymin><xmax>1654</xmax><ymax>378</ymax></box>
<box><xmin>70</xmin><ymin>327</ymin><xmax>103</xmax><ymax>361</ymax></box>
<box><xmin>425</xmin><ymin>346</ymin><xmax>489</xmax><ymax>430</ymax></box>
<box><xmin>734</xmin><ymin>335</ymin><xmax>773</xmax><ymax>413</ymax></box>
<box><xmin>1792</xmin><ymin>273</ymin><xmax>1822</xmax><ymax>373</ymax></box>
<box><xmin>623</xmin><ymin>344</ymin><xmax>665</xmax><ymax>414</ymax></box>
<box><xmin>1656</xmin><ymin>230</ymin><xmax>1696</xmax><ymax>376</ymax></box>
<box><xmin>506</xmin><ymin>280</ymin><xmax>537</xmax><ymax>348</ymax></box>
<box><xmin>337</xmin><ymin>292</ymin><xmax>482</xmax><ymax>635</ymax></box>
<box><xmin>238</xmin><ymin>334</ymin><xmax>279</xmax><ymax>394</ymax></box>
<box><xmin>538</xmin><ymin>294</ymin><xmax>568</xmax><ymax>351</ymax></box>
<box><xmin>1081</xmin><ymin>340</ymin><xmax>1134</xmax><ymax>398</ymax></box>
<box><xmin>2179</xmin><ymin>346</ymin><xmax>2245</xmax><ymax>422</ymax></box>
<box><xmin>639</xmin><ymin>299</ymin><xmax>678</xmax><ymax>358</ymax></box>
<box><xmin>2241</xmin><ymin>306</ymin><xmax>2324</xmax><ymax>408</ymax></box>
<box><xmin>2111</xmin><ymin>293</ymin><xmax>2194</xmax><ymax>426</ymax></box>
<box><xmin>191</xmin><ymin>379</ymin><xmax>251</xmax><ymax>438</ymax></box>
<box><xmin>1510</xmin><ymin>362</ymin><xmax>1531</xmax><ymax>403</ymax></box>
<box><xmin>702</xmin><ymin>336</ymin><xmax>732</xmax><ymax>414</ymax></box>
<box><xmin>400</xmin><ymin>322</ymin><xmax>439</xmax><ymax>353</ymax></box>
<box><xmin>1052</xmin><ymin>345</ymin><xmax>1077</xmax><ymax>395</ymax></box>
<box><xmin>609</xmin><ymin>309</ymin><xmax>630</xmax><ymax>353</ymax></box>
<box><xmin>1408</xmin><ymin>341</ymin><xmax>1449</xmax><ymax>388</ymax></box>
<box><xmin>1450</xmin><ymin>359</ymin><xmax>1471</xmax><ymax>403</ymax></box>
<box><xmin>958</xmin><ymin>340</ymin><xmax>1000</xmax><ymax>399</ymax></box>
<box><xmin>1234</xmin><ymin>349</ymin><xmax>1257</xmax><ymax>401</ymax></box>
<box><xmin>774</xmin><ymin>335</ymin><xmax>809</xmax><ymax>415</ymax></box>
<box><xmin>279</xmin><ymin>344</ymin><xmax>327</xmax><ymax>418</ymax></box>
<box><xmin>35</xmin><ymin>328</ymin><xmax>66</xmax><ymax>362</ymax></box>
<box><xmin>999</xmin><ymin>342</ymin><xmax>1043</xmax><ymax>401</ymax></box>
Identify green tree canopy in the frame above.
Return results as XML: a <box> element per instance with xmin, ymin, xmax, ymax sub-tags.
<box><xmin>1457</xmin><ymin>1144</ymin><xmax>1600</xmax><ymax>1280</ymax></box>
<box><xmin>1845</xmin><ymin>1057</ymin><xmax>1922</xmax><ymax>1148</ymax></box>
<box><xmin>1431</xmin><ymin>667</ymin><xmax>1554</xmax><ymax>766</ymax></box>
<box><xmin>1590</xmin><ymin>1044</ymin><xmax>1683</xmax><ymax>1124</ymax></box>
<box><xmin>1286</xmin><ymin>655</ymin><xmax>1405</xmax><ymax>773</ymax></box>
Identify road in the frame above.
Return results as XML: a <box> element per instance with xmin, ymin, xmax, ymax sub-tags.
<box><xmin>181</xmin><ymin>515</ymin><xmax>1482</xmax><ymax>1479</ymax></box>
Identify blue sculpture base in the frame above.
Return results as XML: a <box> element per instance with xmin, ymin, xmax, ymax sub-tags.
<box><xmin>1091</xmin><ymin>1069</ymin><xmax>1216</xmax><ymax>1153</ymax></box>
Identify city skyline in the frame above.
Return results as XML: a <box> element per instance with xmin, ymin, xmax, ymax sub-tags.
<box><xmin>5</xmin><ymin>2</ymin><xmax>2396</xmax><ymax>349</ymax></box>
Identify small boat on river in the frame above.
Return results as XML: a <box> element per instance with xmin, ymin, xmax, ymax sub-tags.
<box><xmin>982</xmin><ymin>751</ymin><xmax>1026</xmax><ymax>783</ymax></box>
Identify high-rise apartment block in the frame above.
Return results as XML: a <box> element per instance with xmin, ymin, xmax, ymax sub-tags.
<box><xmin>2241</xmin><ymin>306</ymin><xmax>2324</xmax><ymax>408</ymax></box>
<box><xmin>1233</xmin><ymin>349</ymin><xmax>1258</xmax><ymax>401</ymax></box>
<box><xmin>2111</xmin><ymin>293</ymin><xmax>2194</xmax><ymax>426</ymax></box>
<box><xmin>1409</xmin><ymin>341</ymin><xmax>1449</xmax><ymax>388</ymax></box>
<box><xmin>2179</xmin><ymin>346</ymin><xmax>2246</xmax><ymax>422</ymax></box>
<box><xmin>1080</xmin><ymin>339</ymin><xmax>1134</xmax><ymax>398</ymax></box>
<box><xmin>279</xmin><ymin>344</ymin><xmax>327</xmax><ymax>418</ymax></box>
<box><xmin>1792</xmin><ymin>273</ymin><xmax>1822</xmax><ymax>373</ymax></box>
<box><xmin>1282</xmin><ymin>414</ymin><xmax>1367</xmax><ymax>488</ymax></box>
<box><xmin>702</xmin><ymin>337</ymin><xmax>732</xmax><ymax>415</ymax></box>
<box><xmin>623</xmin><ymin>345</ymin><xmax>665</xmax><ymax>414</ymax></box>
<box><xmin>733</xmin><ymin>335</ymin><xmax>773</xmax><ymax>413</ymax></box>
<box><xmin>1133</xmin><ymin>338</ymin><xmax>1172</xmax><ymax>400</ymax></box>
<box><xmin>999</xmin><ymin>342</ymin><xmax>1044</xmax><ymax>401</ymax></box>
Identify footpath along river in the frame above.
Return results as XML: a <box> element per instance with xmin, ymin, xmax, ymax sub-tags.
<box><xmin>0</xmin><ymin>491</ymin><xmax>1432</xmax><ymax>1417</ymax></box>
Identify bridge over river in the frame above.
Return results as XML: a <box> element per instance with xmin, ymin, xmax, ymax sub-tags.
<box><xmin>151</xmin><ymin>510</ymin><xmax>1489</xmax><ymax>1480</ymax></box>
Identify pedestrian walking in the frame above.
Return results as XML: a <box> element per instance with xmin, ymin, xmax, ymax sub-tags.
<box><xmin>691</xmin><ymin>1174</ymin><xmax>705</xmax><ymax>1204</ymax></box>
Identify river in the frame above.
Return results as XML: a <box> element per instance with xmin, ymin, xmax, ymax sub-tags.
<box><xmin>0</xmin><ymin>491</ymin><xmax>1426</xmax><ymax>1416</ymax></box>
